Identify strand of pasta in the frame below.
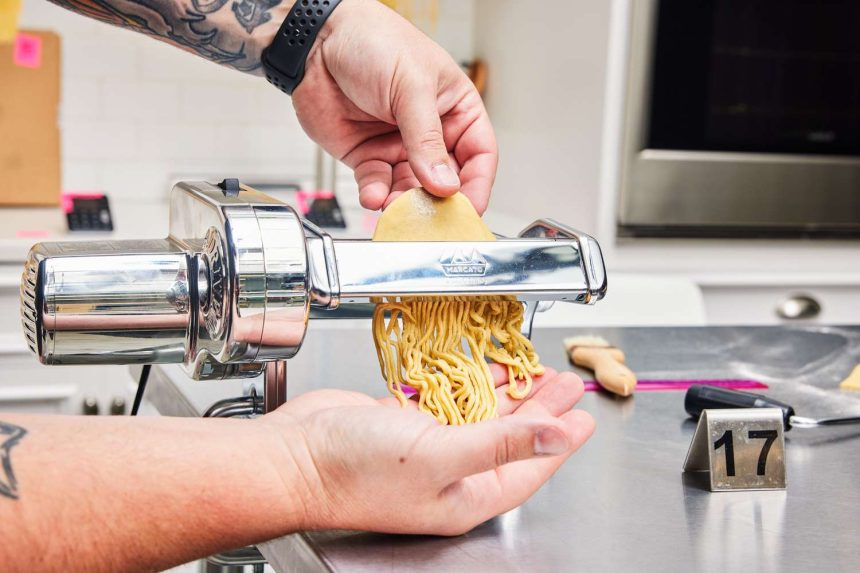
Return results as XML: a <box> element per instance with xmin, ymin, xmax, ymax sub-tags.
<box><xmin>372</xmin><ymin>296</ymin><xmax>545</xmax><ymax>425</ymax></box>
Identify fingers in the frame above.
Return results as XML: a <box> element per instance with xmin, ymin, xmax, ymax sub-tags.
<box><xmin>377</xmin><ymin>367</ymin><xmax>580</xmax><ymax>420</ymax></box>
<box><xmin>491</xmin><ymin>365</ymin><xmax>585</xmax><ymax>417</ymax></box>
<box><xmin>344</xmin><ymin>80</ymin><xmax>496</xmax><ymax>213</ymax></box>
<box><xmin>354</xmin><ymin>159</ymin><xmax>393</xmax><ymax>210</ymax></box>
<box><xmin>385</xmin><ymin>160</ymin><xmax>422</xmax><ymax>208</ymax></box>
<box><xmin>493</xmin><ymin>409</ymin><xmax>595</xmax><ymax>500</ymax></box>
<box><xmin>490</xmin><ymin>364</ymin><xmax>558</xmax><ymax>389</ymax></box>
<box><xmin>440</xmin><ymin>409</ymin><xmax>595</xmax><ymax>532</ymax></box>
<box><xmin>489</xmin><ymin>363</ymin><xmax>558</xmax><ymax>388</ymax></box>
<box><xmin>391</xmin><ymin>76</ymin><xmax>461</xmax><ymax>198</ymax></box>
<box><xmin>354</xmin><ymin>164</ymin><xmax>413</xmax><ymax>211</ymax></box>
<box><xmin>450</xmin><ymin>96</ymin><xmax>497</xmax><ymax>214</ymax></box>
<box><xmin>427</xmin><ymin>416</ymin><xmax>572</xmax><ymax>482</ymax></box>
<box><xmin>509</xmin><ymin>372</ymin><xmax>584</xmax><ymax>418</ymax></box>
<box><xmin>496</xmin><ymin>370</ymin><xmax>585</xmax><ymax>417</ymax></box>
<box><xmin>354</xmin><ymin>159</ymin><xmax>422</xmax><ymax>211</ymax></box>
<box><xmin>346</xmin><ymin>131</ymin><xmax>407</xmax><ymax>210</ymax></box>
<box><xmin>488</xmin><ymin>363</ymin><xmax>508</xmax><ymax>387</ymax></box>
<box><xmin>456</xmin><ymin>149</ymin><xmax>497</xmax><ymax>215</ymax></box>
<box><xmin>480</xmin><ymin>409</ymin><xmax>594</xmax><ymax>514</ymax></box>
<box><xmin>490</xmin><ymin>363</ymin><xmax>556</xmax><ymax>416</ymax></box>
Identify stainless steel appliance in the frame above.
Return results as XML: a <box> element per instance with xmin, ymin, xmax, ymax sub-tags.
<box><xmin>18</xmin><ymin>179</ymin><xmax>607</xmax><ymax>569</ymax></box>
<box><xmin>619</xmin><ymin>0</ymin><xmax>860</xmax><ymax>237</ymax></box>
<box><xmin>20</xmin><ymin>180</ymin><xmax>607</xmax><ymax>408</ymax></box>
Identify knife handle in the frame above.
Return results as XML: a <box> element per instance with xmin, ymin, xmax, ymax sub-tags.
<box><xmin>684</xmin><ymin>384</ymin><xmax>795</xmax><ymax>430</ymax></box>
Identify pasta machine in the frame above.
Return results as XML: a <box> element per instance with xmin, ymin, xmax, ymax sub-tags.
<box><xmin>19</xmin><ymin>180</ymin><xmax>607</xmax><ymax>414</ymax></box>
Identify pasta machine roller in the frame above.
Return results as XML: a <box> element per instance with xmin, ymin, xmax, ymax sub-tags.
<box><xmin>20</xmin><ymin>180</ymin><xmax>607</xmax><ymax>409</ymax></box>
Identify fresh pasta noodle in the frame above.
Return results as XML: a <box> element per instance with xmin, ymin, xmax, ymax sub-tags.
<box><xmin>373</xmin><ymin>296</ymin><xmax>544</xmax><ymax>424</ymax></box>
<box><xmin>371</xmin><ymin>189</ymin><xmax>545</xmax><ymax>425</ymax></box>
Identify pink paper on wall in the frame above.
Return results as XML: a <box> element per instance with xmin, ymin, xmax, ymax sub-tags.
<box><xmin>13</xmin><ymin>33</ymin><xmax>42</xmax><ymax>68</ymax></box>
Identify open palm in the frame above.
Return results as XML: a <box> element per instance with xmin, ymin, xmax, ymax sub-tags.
<box><xmin>263</xmin><ymin>366</ymin><xmax>594</xmax><ymax>535</ymax></box>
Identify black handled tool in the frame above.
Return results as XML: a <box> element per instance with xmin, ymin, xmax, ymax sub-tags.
<box><xmin>685</xmin><ymin>384</ymin><xmax>860</xmax><ymax>431</ymax></box>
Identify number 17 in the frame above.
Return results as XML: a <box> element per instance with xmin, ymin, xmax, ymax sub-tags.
<box><xmin>713</xmin><ymin>429</ymin><xmax>778</xmax><ymax>477</ymax></box>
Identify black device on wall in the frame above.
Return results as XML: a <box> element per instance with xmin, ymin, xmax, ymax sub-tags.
<box><xmin>64</xmin><ymin>193</ymin><xmax>114</xmax><ymax>232</ymax></box>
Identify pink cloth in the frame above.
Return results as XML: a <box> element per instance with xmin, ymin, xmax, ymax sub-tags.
<box><xmin>583</xmin><ymin>379</ymin><xmax>767</xmax><ymax>392</ymax></box>
<box><xmin>400</xmin><ymin>378</ymin><xmax>766</xmax><ymax>396</ymax></box>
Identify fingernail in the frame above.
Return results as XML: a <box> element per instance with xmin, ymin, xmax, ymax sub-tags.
<box><xmin>431</xmin><ymin>163</ymin><xmax>460</xmax><ymax>188</ymax></box>
<box><xmin>535</xmin><ymin>427</ymin><xmax>569</xmax><ymax>456</ymax></box>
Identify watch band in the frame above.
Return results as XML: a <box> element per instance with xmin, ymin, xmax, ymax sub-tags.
<box><xmin>262</xmin><ymin>0</ymin><xmax>343</xmax><ymax>95</ymax></box>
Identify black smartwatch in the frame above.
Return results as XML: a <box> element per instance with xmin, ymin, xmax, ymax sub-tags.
<box><xmin>262</xmin><ymin>0</ymin><xmax>343</xmax><ymax>95</ymax></box>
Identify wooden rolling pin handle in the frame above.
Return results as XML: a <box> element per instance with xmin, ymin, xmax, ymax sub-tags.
<box><xmin>573</xmin><ymin>348</ymin><xmax>638</xmax><ymax>397</ymax></box>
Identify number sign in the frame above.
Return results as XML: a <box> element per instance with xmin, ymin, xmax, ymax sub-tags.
<box><xmin>684</xmin><ymin>408</ymin><xmax>786</xmax><ymax>491</ymax></box>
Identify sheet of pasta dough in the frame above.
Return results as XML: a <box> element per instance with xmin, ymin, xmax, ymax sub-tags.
<box><xmin>373</xmin><ymin>188</ymin><xmax>495</xmax><ymax>241</ymax></box>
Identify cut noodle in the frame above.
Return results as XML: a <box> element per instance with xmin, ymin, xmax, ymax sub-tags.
<box><xmin>370</xmin><ymin>189</ymin><xmax>545</xmax><ymax>425</ymax></box>
<box><xmin>373</xmin><ymin>296</ymin><xmax>544</xmax><ymax>424</ymax></box>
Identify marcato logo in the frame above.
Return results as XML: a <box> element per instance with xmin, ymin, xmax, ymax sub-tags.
<box><xmin>440</xmin><ymin>249</ymin><xmax>489</xmax><ymax>277</ymax></box>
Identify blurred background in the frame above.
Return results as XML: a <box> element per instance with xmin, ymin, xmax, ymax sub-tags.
<box><xmin>1</xmin><ymin>0</ymin><xmax>859</xmax><ymax>411</ymax></box>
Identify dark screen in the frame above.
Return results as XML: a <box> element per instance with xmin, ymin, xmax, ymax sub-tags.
<box><xmin>648</xmin><ymin>0</ymin><xmax>860</xmax><ymax>156</ymax></box>
<box><xmin>72</xmin><ymin>198</ymin><xmax>105</xmax><ymax>211</ymax></box>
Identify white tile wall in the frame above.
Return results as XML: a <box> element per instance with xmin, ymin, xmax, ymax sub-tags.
<box><xmin>423</xmin><ymin>0</ymin><xmax>475</xmax><ymax>64</ymax></box>
<box><xmin>473</xmin><ymin>0</ymin><xmax>612</xmax><ymax>233</ymax></box>
<box><xmin>17</xmin><ymin>0</ymin><xmax>475</xmax><ymax>209</ymax></box>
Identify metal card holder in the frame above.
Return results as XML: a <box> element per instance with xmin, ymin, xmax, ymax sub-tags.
<box><xmin>684</xmin><ymin>408</ymin><xmax>786</xmax><ymax>491</ymax></box>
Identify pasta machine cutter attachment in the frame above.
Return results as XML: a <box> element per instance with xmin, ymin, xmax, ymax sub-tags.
<box><xmin>20</xmin><ymin>181</ymin><xmax>607</xmax><ymax>407</ymax></box>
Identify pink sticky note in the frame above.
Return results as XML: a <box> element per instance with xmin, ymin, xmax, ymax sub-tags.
<box><xmin>16</xmin><ymin>229</ymin><xmax>51</xmax><ymax>239</ymax></box>
<box><xmin>14</xmin><ymin>33</ymin><xmax>42</xmax><ymax>69</ymax></box>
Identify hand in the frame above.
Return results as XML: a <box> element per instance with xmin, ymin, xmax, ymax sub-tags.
<box><xmin>259</xmin><ymin>366</ymin><xmax>594</xmax><ymax>535</ymax></box>
<box><xmin>291</xmin><ymin>0</ymin><xmax>498</xmax><ymax>213</ymax></box>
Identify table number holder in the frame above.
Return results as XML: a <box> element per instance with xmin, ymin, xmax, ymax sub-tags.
<box><xmin>684</xmin><ymin>408</ymin><xmax>786</xmax><ymax>491</ymax></box>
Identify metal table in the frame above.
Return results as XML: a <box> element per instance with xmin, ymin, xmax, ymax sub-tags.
<box><xmin>149</xmin><ymin>324</ymin><xmax>860</xmax><ymax>572</ymax></box>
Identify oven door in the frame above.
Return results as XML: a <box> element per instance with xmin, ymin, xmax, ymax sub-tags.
<box><xmin>619</xmin><ymin>0</ymin><xmax>860</xmax><ymax>238</ymax></box>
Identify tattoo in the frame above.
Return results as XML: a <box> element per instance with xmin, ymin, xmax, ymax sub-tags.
<box><xmin>232</xmin><ymin>0</ymin><xmax>280</xmax><ymax>33</ymax></box>
<box><xmin>192</xmin><ymin>0</ymin><xmax>229</xmax><ymax>13</ymax></box>
<box><xmin>0</xmin><ymin>421</ymin><xmax>27</xmax><ymax>500</ymax></box>
<box><xmin>46</xmin><ymin>0</ymin><xmax>284</xmax><ymax>72</ymax></box>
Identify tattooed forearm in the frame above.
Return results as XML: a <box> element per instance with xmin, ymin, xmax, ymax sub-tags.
<box><xmin>232</xmin><ymin>0</ymin><xmax>280</xmax><ymax>33</ymax></box>
<box><xmin>46</xmin><ymin>0</ymin><xmax>287</xmax><ymax>73</ymax></box>
<box><xmin>0</xmin><ymin>421</ymin><xmax>27</xmax><ymax>500</ymax></box>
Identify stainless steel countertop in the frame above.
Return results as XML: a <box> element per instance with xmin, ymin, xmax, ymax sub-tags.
<box><xmin>149</xmin><ymin>324</ymin><xmax>860</xmax><ymax>572</ymax></box>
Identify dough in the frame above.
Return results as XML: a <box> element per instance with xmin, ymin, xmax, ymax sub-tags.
<box><xmin>840</xmin><ymin>364</ymin><xmax>860</xmax><ymax>392</ymax></box>
<box><xmin>372</xmin><ymin>188</ymin><xmax>495</xmax><ymax>242</ymax></box>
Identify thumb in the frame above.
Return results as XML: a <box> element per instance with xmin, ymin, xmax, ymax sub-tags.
<box><xmin>431</xmin><ymin>417</ymin><xmax>571</xmax><ymax>480</ymax></box>
<box><xmin>392</xmin><ymin>79</ymin><xmax>460</xmax><ymax>196</ymax></box>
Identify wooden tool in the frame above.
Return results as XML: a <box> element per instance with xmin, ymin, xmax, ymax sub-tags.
<box><xmin>564</xmin><ymin>336</ymin><xmax>637</xmax><ymax>397</ymax></box>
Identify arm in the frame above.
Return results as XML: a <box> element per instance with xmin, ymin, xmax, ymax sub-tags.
<box><xmin>47</xmin><ymin>0</ymin><xmax>498</xmax><ymax>212</ymax></box>
<box><xmin>0</xmin><ymin>368</ymin><xmax>593</xmax><ymax>571</ymax></box>
<box><xmin>0</xmin><ymin>414</ymin><xmax>304</xmax><ymax>571</ymax></box>
<box><xmin>45</xmin><ymin>0</ymin><xmax>284</xmax><ymax>72</ymax></box>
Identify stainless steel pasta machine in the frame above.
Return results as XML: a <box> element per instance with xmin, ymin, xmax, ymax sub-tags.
<box><xmin>19</xmin><ymin>180</ymin><xmax>607</xmax><ymax>413</ymax></box>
